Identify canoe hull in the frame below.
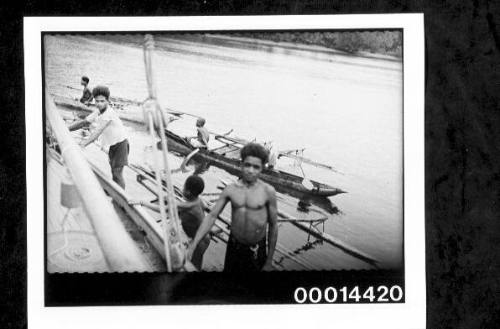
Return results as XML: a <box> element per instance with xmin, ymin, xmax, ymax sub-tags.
<box><xmin>164</xmin><ymin>130</ymin><xmax>345</xmax><ymax>197</ymax></box>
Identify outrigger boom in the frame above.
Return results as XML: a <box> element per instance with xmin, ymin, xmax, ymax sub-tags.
<box><xmin>216</xmin><ymin>178</ymin><xmax>378</xmax><ymax>267</ymax></box>
<box><xmin>278</xmin><ymin>149</ymin><xmax>343</xmax><ymax>174</ymax></box>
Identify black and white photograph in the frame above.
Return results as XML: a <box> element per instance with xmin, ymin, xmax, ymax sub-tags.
<box><xmin>25</xmin><ymin>15</ymin><xmax>424</xmax><ymax>329</ymax></box>
<box><xmin>44</xmin><ymin>29</ymin><xmax>403</xmax><ymax>273</ymax></box>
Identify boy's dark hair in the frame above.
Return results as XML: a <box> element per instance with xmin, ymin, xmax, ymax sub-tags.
<box><xmin>196</xmin><ymin>118</ymin><xmax>206</xmax><ymax>127</ymax></box>
<box><xmin>81</xmin><ymin>76</ymin><xmax>89</xmax><ymax>84</ymax></box>
<box><xmin>92</xmin><ymin>85</ymin><xmax>110</xmax><ymax>100</ymax></box>
<box><xmin>240</xmin><ymin>142</ymin><xmax>268</xmax><ymax>165</ymax></box>
<box><xmin>184</xmin><ymin>175</ymin><xmax>205</xmax><ymax>197</ymax></box>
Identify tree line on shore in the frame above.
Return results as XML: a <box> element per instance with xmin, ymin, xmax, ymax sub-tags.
<box><xmin>152</xmin><ymin>0</ymin><xmax>402</xmax><ymax>57</ymax></box>
<box><xmin>233</xmin><ymin>30</ymin><xmax>403</xmax><ymax>58</ymax></box>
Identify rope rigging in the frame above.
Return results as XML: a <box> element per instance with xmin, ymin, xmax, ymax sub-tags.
<box><xmin>142</xmin><ymin>34</ymin><xmax>187</xmax><ymax>272</ymax></box>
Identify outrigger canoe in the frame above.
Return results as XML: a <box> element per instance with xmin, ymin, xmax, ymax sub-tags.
<box><xmin>164</xmin><ymin>130</ymin><xmax>345</xmax><ymax>197</ymax></box>
<box><xmin>52</xmin><ymin>94</ymin><xmax>346</xmax><ymax>197</ymax></box>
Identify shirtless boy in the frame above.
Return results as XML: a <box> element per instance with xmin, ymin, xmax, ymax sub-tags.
<box><xmin>190</xmin><ymin>118</ymin><xmax>209</xmax><ymax>148</ymax></box>
<box><xmin>130</xmin><ymin>175</ymin><xmax>211</xmax><ymax>270</ymax></box>
<box><xmin>188</xmin><ymin>143</ymin><xmax>278</xmax><ymax>272</ymax></box>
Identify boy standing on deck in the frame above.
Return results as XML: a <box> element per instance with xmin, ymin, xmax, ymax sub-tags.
<box><xmin>68</xmin><ymin>85</ymin><xmax>129</xmax><ymax>189</ymax></box>
<box><xmin>187</xmin><ymin>143</ymin><xmax>279</xmax><ymax>272</ymax></box>
<box><xmin>79</xmin><ymin>76</ymin><xmax>93</xmax><ymax>105</ymax></box>
<box><xmin>129</xmin><ymin>175</ymin><xmax>211</xmax><ymax>270</ymax></box>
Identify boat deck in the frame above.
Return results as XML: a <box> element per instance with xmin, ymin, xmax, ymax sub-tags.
<box><xmin>46</xmin><ymin>148</ymin><xmax>166</xmax><ymax>272</ymax></box>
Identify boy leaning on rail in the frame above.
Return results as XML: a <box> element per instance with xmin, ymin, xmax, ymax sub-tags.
<box><xmin>129</xmin><ymin>175</ymin><xmax>213</xmax><ymax>270</ymax></box>
<box><xmin>68</xmin><ymin>85</ymin><xmax>129</xmax><ymax>189</ymax></box>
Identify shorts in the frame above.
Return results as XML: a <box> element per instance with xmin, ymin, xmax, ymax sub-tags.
<box><xmin>223</xmin><ymin>234</ymin><xmax>267</xmax><ymax>272</ymax></box>
<box><xmin>108</xmin><ymin>139</ymin><xmax>129</xmax><ymax>169</ymax></box>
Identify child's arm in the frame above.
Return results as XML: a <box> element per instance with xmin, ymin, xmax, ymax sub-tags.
<box><xmin>263</xmin><ymin>186</ymin><xmax>278</xmax><ymax>271</ymax></box>
<box><xmin>175</xmin><ymin>200</ymin><xmax>191</xmax><ymax>209</ymax></box>
<box><xmin>187</xmin><ymin>189</ymin><xmax>229</xmax><ymax>260</ymax></box>
<box><xmin>68</xmin><ymin>120</ymin><xmax>89</xmax><ymax>131</ymax></box>
<box><xmin>68</xmin><ymin>110</ymin><xmax>96</xmax><ymax>131</ymax></box>
<box><xmin>128</xmin><ymin>199</ymin><xmax>161</xmax><ymax>212</ymax></box>
<box><xmin>129</xmin><ymin>198</ymin><xmax>192</xmax><ymax>212</ymax></box>
<box><xmin>80</xmin><ymin>120</ymin><xmax>111</xmax><ymax>147</ymax></box>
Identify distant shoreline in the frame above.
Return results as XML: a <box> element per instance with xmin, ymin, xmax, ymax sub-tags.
<box><xmin>79</xmin><ymin>32</ymin><xmax>403</xmax><ymax>63</ymax></box>
<box><xmin>173</xmin><ymin>33</ymin><xmax>402</xmax><ymax>63</ymax></box>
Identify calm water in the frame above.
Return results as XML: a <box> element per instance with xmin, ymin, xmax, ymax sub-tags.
<box><xmin>45</xmin><ymin>34</ymin><xmax>403</xmax><ymax>270</ymax></box>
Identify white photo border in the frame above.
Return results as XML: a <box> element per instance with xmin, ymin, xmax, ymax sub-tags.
<box><xmin>25</xmin><ymin>14</ymin><xmax>425</xmax><ymax>329</ymax></box>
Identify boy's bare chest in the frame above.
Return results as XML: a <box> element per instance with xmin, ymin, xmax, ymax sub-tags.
<box><xmin>229</xmin><ymin>186</ymin><xmax>267</xmax><ymax>209</ymax></box>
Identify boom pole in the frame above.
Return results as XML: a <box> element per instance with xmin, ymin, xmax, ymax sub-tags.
<box><xmin>45</xmin><ymin>91</ymin><xmax>151</xmax><ymax>272</ymax></box>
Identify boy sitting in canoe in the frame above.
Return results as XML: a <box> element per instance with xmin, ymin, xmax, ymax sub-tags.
<box><xmin>78</xmin><ymin>76</ymin><xmax>93</xmax><ymax>105</ymax></box>
<box><xmin>129</xmin><ymin>175</ymin><xmax>211</xmax><ymax>270</ymax></box>
<box><xmin>189</xmin><ymin>118</ymin><xmax>210</xmax><ymax>149</ymax></box>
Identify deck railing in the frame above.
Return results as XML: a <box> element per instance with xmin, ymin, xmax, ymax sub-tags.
<box><xmin>45</xmin><ymin>91</ymin><xmax>152</xmax><ymax>272</ymax></box>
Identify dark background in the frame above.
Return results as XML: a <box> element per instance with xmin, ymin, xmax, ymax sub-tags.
<box><xmin>1</xmin><ymin>0</ymin><xmax>499</xmax><ymax>328</ymax></box>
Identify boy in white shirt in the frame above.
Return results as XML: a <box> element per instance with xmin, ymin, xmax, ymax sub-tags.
<box><xmin>69</xmin><ymin>85</ymin><xmax>129</xmax><ymax>189</ymax></box>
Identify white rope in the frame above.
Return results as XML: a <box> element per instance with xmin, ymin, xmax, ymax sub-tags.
<box><xmin>48</xmin><ymin>208</ymin><xmax>72</xmax><ymax>259</ymax></box>
<box><xmin>142</xmin><ymin>34</ymin><xmax>186</xmax><ymax>271</ymax></box>
<box><xmin>146</xmin><ymin>112</ymin><xmax>173</xmax><ymax>272</ymax></box>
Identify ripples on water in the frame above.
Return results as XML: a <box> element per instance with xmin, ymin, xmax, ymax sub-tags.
<box><xmin>45</xmin><ymin>33</ymin><xmax>403</xmax><ymax>270</ymax></box>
